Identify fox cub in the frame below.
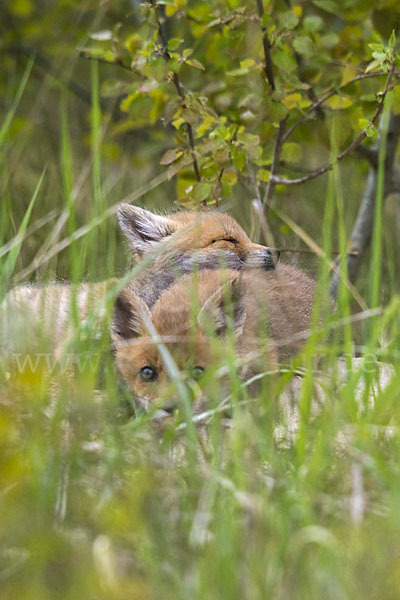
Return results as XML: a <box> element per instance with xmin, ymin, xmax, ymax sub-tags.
<box><xmin>112</xmin><ymin>265</ymin><xmax>316</xmax><ymax>412</ymax></box>
<box><xmin>117</xmin><ymin>204</ymin><xmax>280</xmax><ymax>309</ymax></box>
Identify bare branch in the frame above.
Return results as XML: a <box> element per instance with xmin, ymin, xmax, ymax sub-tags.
<box><xmin>283</xmin><ymin>69</ymin><xmax>400</xmax><ymax>145</ymax></box>
<box><xmin>272</xmin><ymin>70</ymin><xmax>395</xmax><ymax>186</ymax></box>
<box><xmin>263</xmin><ymin>116</ymin><xmax>288</xmax><ymax>204</ymax></box>
<box><xmin>79</xmin><ymin>50</ymin><xmax>132</xmax><ymax>72</ymax></box>
<box><xmin>256</xmin><ymin>0</ymin><xmax>275</xmax><ymax>90</ymax></box>
<box><xmin>330</xmin><ymin>112</ymin><xmax>400</xmax><ymax>298</ymax></box>
<box><xmin>10</xmin><ymin>44</ymin><xmax>93</xmax><ymax>106</ymax></box>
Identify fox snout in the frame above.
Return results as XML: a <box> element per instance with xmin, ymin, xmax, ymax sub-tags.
<box><xmin>245</xmin><ymin>247</ymin><xmax>280</xmax><ymax>271</ymax></box>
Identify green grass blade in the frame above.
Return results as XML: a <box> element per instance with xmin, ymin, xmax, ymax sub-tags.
<box><xmin>0</xmin><ymin>167</ymin><xmax>46</xmax><ymax>296</ymax></box>
<box><xmin>0</xmin><ymin>58</ymin><xmax>33</xmax><ymax>151</ymax></box>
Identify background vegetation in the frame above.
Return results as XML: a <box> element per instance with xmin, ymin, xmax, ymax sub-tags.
<box><xmin>1</xmin><ymin>1</ymin><xmax>400</xmax><ymax>598</ymax></box>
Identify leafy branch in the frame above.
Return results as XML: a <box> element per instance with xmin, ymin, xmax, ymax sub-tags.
<box><xmin>271</xmin><ymin>67</ymin><xmax>396</xmax><ymax>186</ymax></box>
<box><xmin>283</xmin><ymin>70</ymin><xmax>400</xmax><ymax>145</ymax></box>
<box><xmin>150</xmin><ymin>0</ymin><xmax>201</xmax><ymax>185</ymax></box>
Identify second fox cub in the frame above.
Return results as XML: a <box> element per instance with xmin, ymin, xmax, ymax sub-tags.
<box><xmin>112</xmin><ymin>266</ymin><xmax>316</xmax><ymax>412</ymax></box>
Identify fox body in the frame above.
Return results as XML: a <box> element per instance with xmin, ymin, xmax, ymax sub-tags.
<box><xmin>1</xmin><ymin>205</ymin><xmax>279</xmax><ymax>353</ymax></box>
<box><xmin>112</xmin><ymin>265</ymin><xmax>316</xmax><ymax>412</ymax></box>
<box><xmin>1</xmin><ymin>280</ymin><xmax>116</xmax><ymax>355</ymax></box>
<box><xmin>2</xmin><ymin>204</ymin><xmax>315</xmax><ymax>408</ymax></box>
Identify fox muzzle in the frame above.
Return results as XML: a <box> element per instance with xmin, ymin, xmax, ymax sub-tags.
<box><xmin>244</xmin><ymin>247</ymin><xmax>280</xmax><ymax>271</ymax></box>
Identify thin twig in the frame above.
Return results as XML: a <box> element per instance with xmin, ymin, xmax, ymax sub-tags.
<box><xmin>256</xmin><ymin>0</ymin><xmax>275</xmax><ymax>90</ymax></box>
<box><xmin>215</xmin><ymin>126</ymin><xmax>239</xmax><ymax>207</ymax></box>
<box><xmin>271</xmin><ymin>69</ymin><xmax>395</xmax><ymax>186</ymax></box>
<box><xmin>280</xmin><ymin>248</ymin><xmax>359</xmax><ymax>256</ymax></box>
<box><xmin>151</xmin><ymin>0</ymin><xmax>201</xmax><ymax>186</ymax></box>
<box><xmin>9</xmin><ymin>44</ymin><xmax>94</xmax><ymax>105</ymax></box>
<box><xmin>256</xmin><ymin>0</ymin><xmax>289</xmax><ymax>242</ymax></box>
<box><xmin>263</xmin><ymin>115</ymin><xmax>288</xmax><ymax>205</ymax></box>
<box><xmin>283</xmin><ymin>69</ymin><xmax>400</xmax><ymax>145</ymax></box>
<box><xmin>79</xmin><ymin>50</ymin><xmax>132</xmax><ymax>72</ymax></box>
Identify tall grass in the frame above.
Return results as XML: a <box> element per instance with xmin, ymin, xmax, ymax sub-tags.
<box><xmin>1</xmin><ymin>63</ymin><xmax>400</xmax><ymax>600</ymax></box>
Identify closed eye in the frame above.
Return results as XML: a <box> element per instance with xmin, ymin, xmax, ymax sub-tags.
<box><xmin>210</xmin><ymin>237</ymin><xmax>238</xmax><ymax>245</ymax></box>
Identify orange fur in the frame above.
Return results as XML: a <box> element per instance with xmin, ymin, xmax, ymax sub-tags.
<box><xmin>112</xmin><ymin>265</ymin><xmax>316</xmax><ymax>412</ymax></box>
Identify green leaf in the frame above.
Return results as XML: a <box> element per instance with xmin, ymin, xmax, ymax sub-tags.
<box><xmin>365</xmin><ymin>59</ymin><xmax>382</xmax><ymax>73</ymax></box>
<box><xmin>312</xmin><ymin>0</ymin><xmax>339</xmax><ymax>15</ymax></box>
<box><xmin>120</xmin><ymin>92</ymin><xmax>138</xmax><ymax>113</ymax></box>
<box><xmin>303</xmin><ymin>15</ymin><xmax>324</xmax><ymax>32</ymax></box>
<box><xmin>279</xmin><ymin>11</ymin><xmax>299</xmax><ymax>30</ymax></box>
<box><xmin>293</xmin><ymin>36</ymin><xmax>315</xmax><ymax>59</ymax></box>
<box><xmin>196</xmin><ymin>115</ymin><xmax>216</xmax><ymax>136</ymax></box>
<box><xmin>368</xmin><ymin>43</ymin><xmax>384</xmax><ymax>53</ymax></box>
<box><xmin>181</xmin><ymin>108</ymin><xmax>200</xmax><ymax>125</ymax></box>
<box><xmin>226</xmin><ymin>67</ymin><xmax>250</xmax><ymax>76</ymax></box>
<box><xmin>240</xmin><ymin>59</ymin><xmax>255</xmax><ymax>69</ymax></box>
<box><xmin>325</xmin><ymin>95</ymin><xmax>353</xmax><ymax>109</ymax></box>
<box><xmin>192</xmin><ymin>182</ymin><xmax>212</xmax><ymax>203</ymax></box>
<box><xmin>186</xmin><ymin>59</ymin><xmax>205</xmax><ymax>71</ymax></box>
<box><xmin>231</xmin><ymin>146</ymin><xmax>246</xmax><ymax>171</ymax></box>
<box><xmin>320</xmin><ymin>32</ymin><xmax>340</xmax><ymax>49</ymax></box>
<box><xmin>221</xmin><ymin>170</ymin><xmax>237</xmax><ymax>186</ymax></box>
<box><xmin>265</xmin><ymin>98</ymin><xmax>288</xmax><ymax>122</ymax></box>
<box><xmin>160</xmin><ymin>149</ymin><xmax>182</xmax><ymax>165</ymax></box>
<box><xmin>389</xmin><ymin>30</ymin><xmax>396</xmax><ymax>50</ymax></box>
<box><xmin>360</xmin><ymin>94</ymin><xmax>378</xmax><ymax>102</ymax></box>
<box><xmin>281</xmin><ymin>142</ymin><xmax>303</xmax><ymax>163</ymax></box>
<box><xmin>168</xmin><ymin>38</ymin><xmax>184</xmax><ymax>51</ymax></box>
<box><xmin>359</xmin><ymin>118</ymin><xmax>378</xmax><ymax>138</ymax></box>
<box><xmin>258</xmin><ymin>169</ymin><xmax>270</xmax><ymax>182</ymax></box>
<box><xmin>9</xmin><ymin>0</ymin><xmax>33</xmax><ymax>17</ymax></box>
<box><xmin>272</xmin><ymin>50</ymin><xmax>297</xmax><ymax>74</ymax></box>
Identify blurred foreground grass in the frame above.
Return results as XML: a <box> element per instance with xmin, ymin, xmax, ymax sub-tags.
<box><xmin>1</xmin><ymin>55</ymin><xmax>400</xmax><ymax>600</ymax></box>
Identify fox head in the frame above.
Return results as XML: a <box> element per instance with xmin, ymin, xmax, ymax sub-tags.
<box><xmin>118</xmin><ymin>204</ymin><xmax>280</xmax><ymax>272</ymax></box>
<box><xmin>111</xmin><ymin>270</ymin><xmax>248</xmax><ymax>413</ymax></box>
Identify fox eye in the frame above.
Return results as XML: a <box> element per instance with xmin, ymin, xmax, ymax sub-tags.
<box><xmin>211</xmin><ymin>236</ymin><xmax>238</xmax><ymax>245</ymax></box>
<box><xmin>190</xmin><ymin>366</ymin><xmax>205</xmax><ymax>380</ymax></box>
<box><xmin>140</xmin><ymin>366</ymin><xmax>158</xmax><ymax>382</ymax></box>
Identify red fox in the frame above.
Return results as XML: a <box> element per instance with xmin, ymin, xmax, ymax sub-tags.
<box><xmin>117</xmin><ymin>204</ymin><xmax>281</xmax><ymax>308</ymax></box>
<box><xmin>112</xmin><ymin>265</ymin><xmax>316</xmax><ymax>412</ymax></box>
<box><xmin>2</xmin><ymin>205</ymin><xmax>315</xmax><ymax>406</ymax></box>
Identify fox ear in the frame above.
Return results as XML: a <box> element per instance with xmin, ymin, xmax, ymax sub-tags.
<box><xmin>118</xmin><ymin>204</ymin><xmax>176</xmax><ymax>255</ymax></box>
<box><xmin>200</xmin><ymin>276</ymin><xmax>246</xmax><ymax>337</ymax></box>
<box><xmin>111</xmin><ymin>288</ymin><xmax>150</xmax><ymax>342</ymax></box>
